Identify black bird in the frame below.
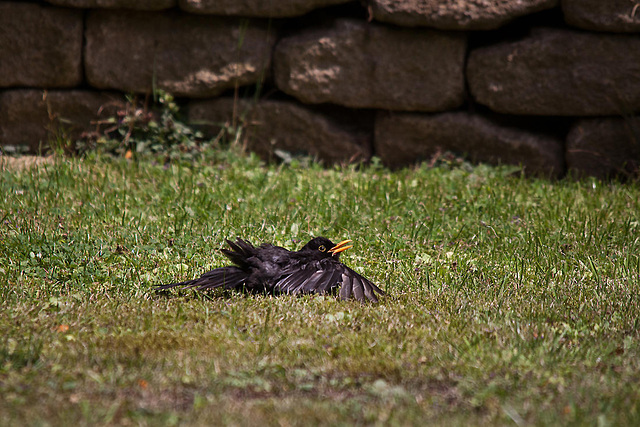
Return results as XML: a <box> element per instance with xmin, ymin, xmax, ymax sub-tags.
<box><xmin>156</xmin><ymin>237</ymin><xmax>384</xmax><ymax>303</ymax></box>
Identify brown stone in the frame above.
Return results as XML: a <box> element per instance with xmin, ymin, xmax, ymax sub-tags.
<box><xmin>566</xmin><ymin>117</ymin><xmax>640</xmax><ymax>179</ymax></box>
<box><xmin>45</xmin><ymin>0</ymin><xmax>176</xmax><ymax>9</ymax></box>
<box><xmin>370</xmin><ymin>0</ymin><xmax>559</xmax><ymax>30</ymax></box>
<box><xmin>375</xmin><ymin>111</ymin><xmax>564</xmax><ymax>177</ymax></box>
<box><xmin>467</xmin><ymin>28</ymin><xmax>640</xmax><ymax>116</ymax></box>
<box><xmin>0</xmin><ymin>90</ymin><xmax>121</xmax><ymax>153</ymax></box>
<box><xmin>188</xmin><ymin>98</ymin><xmax>371</xmax><ymax>164</ymax></box>
<box><xmin>273</xmin><ymin>19</ymin><xmax>466</xmax><ymax>112</ymax></box>
<box><xmin>85</xmin><ymin>11</ymin><xmax>275</xmax><ymax>97</ymax></box>
<box><xmin>562</xmin><ymin>0</ymin><xmax>640</xmax><ymax>32</ymax></box>
<box><xmin>179</xmin><ymin>0</ymin><xmax>351</xmax><ymax>17</ymax></box>
<box><xmin>0</xmin><ymin>3</ymin><xmax>82</xmax><ymax>88</ymax></box>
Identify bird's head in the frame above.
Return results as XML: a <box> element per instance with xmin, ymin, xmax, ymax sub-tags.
<box><xmin>301</xmin><ymin>237</ymin><xmax>353</xmax><ymax>259</ymax></box>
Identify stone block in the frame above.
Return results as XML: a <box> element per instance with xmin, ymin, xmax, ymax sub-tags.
<box><xmin>85</xmin><ymin>11</ymin><xmax>275</xmax><ymax>97</ymax></box>
<box><xmin>566</xmin><ymin>117</ymin><xmax>640</xmax><ymax>179</ymax></box>
<box><xmin>45</xmin><ymin>0</ymin><xmax>176</xmax><ymax>9</ymax></box>
<box><xmin>0</xmin><ymin>90</ymin><xmax>121</xmax><ymax>153</ymax></box>
<box><xmin>467</xmin><ymin>28</ymin><xmax>640</xmax><ymax>115</ymax></box>
<box><xmin>371</xmin><ymin>0</ymin><xmax>559</xmax><ymax>30</ymax></box>
<box><xmin>0</xmin><ymin>3</ymin><xmax>82</xmax><ymax>88</ymax></box>
<box><xmin>274</xmin><ymin>19</ymin><xmax>466</xmax><ymax>112</ymax></box>
<box><xmin>179</xmin><ymin>0</ymin><xmax>350</xmax><ymax>17</ymax></box>
<box><xmin>188</xmin><ymin>97</ymin><xmax>371</xmax><ymax>164</ymax></box>
<box><xmin>375</xmin><ymin>111</ymin><xmax>564</xmax><ymax>176</ymax></box>
<box><xmin>562</xmin><ymin>0</ymin><xmax>640</xmax><ymax>32</ymax></box>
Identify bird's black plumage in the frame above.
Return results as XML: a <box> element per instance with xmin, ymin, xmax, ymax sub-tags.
<box><xmin>156</xmin><ymin>237</ymin><xmax>385</xmax><ymax>303</ymax></box>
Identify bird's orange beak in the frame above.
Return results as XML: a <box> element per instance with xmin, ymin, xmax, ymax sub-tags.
<box><xmin>329</xmin><ymin>239</ymin><xmax>353</xmax><ymax>255</ymax></box>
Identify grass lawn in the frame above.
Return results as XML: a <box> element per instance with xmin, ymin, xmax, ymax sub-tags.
<box><xmin>1</xmin><ymin>152</ymin><xmax>639</xmax><ymax>425</ymax></box>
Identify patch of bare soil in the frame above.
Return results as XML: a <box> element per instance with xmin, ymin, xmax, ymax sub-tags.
<box><xmin>0</xmin><ymin>155</ymin><xmax>56</xmax><ymax>171</ymax></box>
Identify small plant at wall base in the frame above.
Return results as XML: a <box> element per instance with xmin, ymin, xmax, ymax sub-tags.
<box><xmin>77</xmin><ymin>90</ymin><xmax>219</xmax><ymax>162</ymax></box>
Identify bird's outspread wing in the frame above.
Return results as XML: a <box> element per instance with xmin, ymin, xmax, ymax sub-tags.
<box><xmin>273</xmin><ymin>260</ymin><xmax>384</xmax><ymax>303</ymax></box>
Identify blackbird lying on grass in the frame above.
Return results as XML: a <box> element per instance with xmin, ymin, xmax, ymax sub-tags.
<box><xmin>156</xmin><ymin>237</ymin><xmax>385</xmax><ymax>303</ymax></box>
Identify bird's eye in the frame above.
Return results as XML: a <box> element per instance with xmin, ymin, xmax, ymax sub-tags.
<box><xmin>318</xmin><ymin>245</ymin><xmax>326</xmax><ymax>252</ymax></box>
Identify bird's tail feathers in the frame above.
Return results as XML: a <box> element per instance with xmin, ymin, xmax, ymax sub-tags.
<box><xmin>155</xmin><ymin>267</ymin><xmax>248</xmax><ymax>291</ymax></box>
<box><xmin>221</xmin><ymin>239</ymin><xmax>255</xmax><ymax>268</ymax></box>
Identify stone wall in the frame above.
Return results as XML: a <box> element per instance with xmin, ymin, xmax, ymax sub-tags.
<box><xmin>1</xmin><ymin>0</ymin><xmax>639</xmax><ymax>178</ymax></box>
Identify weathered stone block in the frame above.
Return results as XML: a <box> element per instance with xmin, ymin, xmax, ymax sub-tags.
<box><xmin>274</xmin><ymin>19</ymin><xmax>466</xmax><ymax>112</ymax></box>
<box><xmin>188</xmin><ymin>98</ymin><xmax>371</xmax><ymax>164</ymax></box>
<box><xmin>467</xmin><ymin>28</ymin><xmax>640</xmax><ymax>116</ymax></box>
<box><xmin>0</xmin><ymin>3</ymin><xmax>82</xmax><ymax>88</ymax></box>
<box><xmin>45</xmin><ymin>0</ymin><xmax>176</xmax><ymax>9</ymax></box>
<box><xmin>566</xmin><ymin>117</ymin><xmax>640</xmax><ymax>179</ymax></box>
<box><xmin>371</xmin><ymin>0</ymin><xmax>559</xmax><ymax>30</ymax></box>
<box><xmin>562</xmin><ymin>0</ymin><xmax>640</xmax><ymax>32</ymax></box>
<box><xmin>0</xmin><ymin>90</ymin><xmax>120</xmax><ymax>153</ymax></box>
<box><xmin>85</xmin><ymin>11</ymin><xmax>275</xmax><ymax>97</ymax></box>
<box><xmin>179</xmin><ymin>0</ymin><xmax>351</xmax><ymax>17</ymax></box>
<box><xmin>375</xmin><ymin>111</ymin><xmax>564</xmax><ymax>177</ymax></box>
